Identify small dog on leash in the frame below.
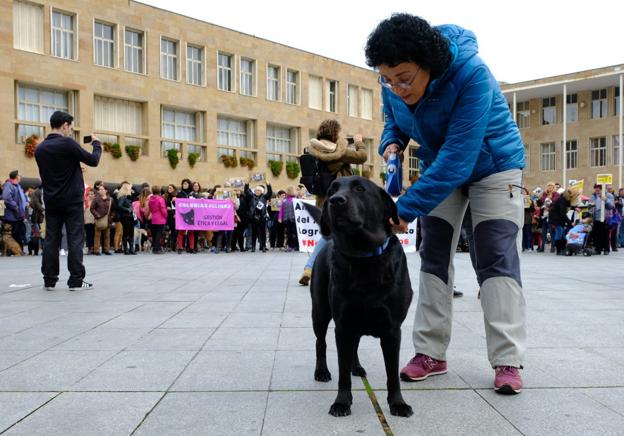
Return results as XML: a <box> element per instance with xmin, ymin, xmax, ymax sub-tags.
<box><xmin>134</xmin><ymin>227</ymin><xmax>148</xmax><ymax>252</ymax></box>
<box><xmin>2</xmin><ymin>223</ymin><xmax>22</xmax><ymax>256</ymax></box>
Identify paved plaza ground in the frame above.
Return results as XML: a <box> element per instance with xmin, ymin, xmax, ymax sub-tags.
<box><xmin>1</xmin><ymin>249</ymin><xmax>624</xmax><ymax>435</ymax></box>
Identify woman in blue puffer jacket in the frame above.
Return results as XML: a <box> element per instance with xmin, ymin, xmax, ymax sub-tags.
<box><xmin>365</xmin><ymin>13</ymin><xmax>526</xmax><ymax>395</ymax></box>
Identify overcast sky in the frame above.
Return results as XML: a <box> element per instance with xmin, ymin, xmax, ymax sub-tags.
<box><xmin>141</xmin><ymin>0</ymin><xmax>623</xmax><ymax>84</ymax></box>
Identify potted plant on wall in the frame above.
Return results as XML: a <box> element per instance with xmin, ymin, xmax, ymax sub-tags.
<box><xmin>268</xmin><ymin>159</ymin><xmax>283</xmax><ymax>178</ymax></box>
<box><xmin>167</xmin><ymin>148</ymin><xmax>180</xmax><ymax>169</ymax></box>
<box><xmin>24</xmin><ymin>134</ymin><xmax>40</xmax><ymax>158</ymax></box>
<box><xmin>125</xmin><ymin>145</ymin><xmax>141</xmax><ymax>161</ymax></box>
<box><xmin>286</xmin><ymin>161</ymin><xmax>300</xmax><ymax>179</ymax></box>
<box><xmin>380</xmin><ymin>171</ymin><xmax>386</xmax><ymax>183</ymax></box>
<box><xmin>188</xmin><ymin>152</ymin><xmax>200</xmax><ymax>168</ymax></box>
<box><xmin>110</xmin><ymin>143</ymin><xmax>122</xmax><ymax>159</ymax></box>
<box><xmin>239</xmin><ymin>157</ymin><xmax>256</xmax><ymax>170</ymax></box>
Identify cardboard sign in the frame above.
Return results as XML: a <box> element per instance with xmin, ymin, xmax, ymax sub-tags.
<box><xmin>175</xmin><ymin>198</ymin><xmax>235</xmax><ymax>230</ymax></box>
<box><xmin>597</xmin><ymin>174</ymin><xmax>612</xmax><ymax>185</ymax></box>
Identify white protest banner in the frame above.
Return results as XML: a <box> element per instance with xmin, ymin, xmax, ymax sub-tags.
<box><xmin>294</xmin><ymin>199</ymin><xmax>321</xmax><ymax>253</ymax></box>
<box><xmin>293</xmin><ymin>199</ymin><xmax>418</xmax><ymax>253</ymax></box>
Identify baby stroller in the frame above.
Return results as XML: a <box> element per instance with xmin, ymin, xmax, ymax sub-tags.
<box><xmin>565</xmin><ymin>224</ymin><xmax>592</xmax><ymax>256</ymax></box>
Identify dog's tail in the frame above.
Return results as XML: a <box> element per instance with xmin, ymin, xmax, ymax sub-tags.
<box><xmin>302</xmin><ymin>202</ymin><xmax>321</xmax><ymax>224</ymax></box>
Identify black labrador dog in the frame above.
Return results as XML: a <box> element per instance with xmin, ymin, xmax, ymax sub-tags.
<box><xmin>310</xmin><ymin>176</ymin><xmax>413</xmax><ymax>417</ymax></box>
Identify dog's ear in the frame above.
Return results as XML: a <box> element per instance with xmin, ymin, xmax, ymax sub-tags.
<box><xmin>320</xmin><ymin>200</ymin><xmax>332</xmax><ymax>236</ymax></box>
<box><xmin>380</xmin><ymin>187</ymin><xmax>399</xmax><ymax>225</ymax></box>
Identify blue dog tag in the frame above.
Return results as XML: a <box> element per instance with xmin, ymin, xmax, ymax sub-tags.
<box><xmin>385</xmin><ymin>153</ymin><xmax>403</xmax><ymax>197</ymax></box>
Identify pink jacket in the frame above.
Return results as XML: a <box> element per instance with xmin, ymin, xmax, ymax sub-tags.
<box><xmin>148</xmin><ymin>195</ymin><xmax>167</xmax><ymax>225</ymax></box>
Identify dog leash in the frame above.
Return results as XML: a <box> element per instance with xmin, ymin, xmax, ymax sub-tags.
<box><xmin>337</xmin><ymin>236</ymin><xmax>392</xmax><ymax>258</ymax></box>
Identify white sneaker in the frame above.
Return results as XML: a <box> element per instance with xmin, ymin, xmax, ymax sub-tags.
<box><xmin>60</xmin><ymin>249</ymin><xmax>67</xmax><ymax>256</ymax></box>
<box><xmin>68</xmin><ymin>281</ymin><xmax>94</xmax><ymax>291</ymax></box>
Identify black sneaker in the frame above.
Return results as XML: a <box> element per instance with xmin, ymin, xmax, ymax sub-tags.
<box><xmin>69</xmin><ymin>281</ymin><xmax>94</xmax><ymax>291</ymax></box>
<box><xmin>43</xmin><ymin>284</ymin><xmax>56</xmax><ymax>291</ymax></box>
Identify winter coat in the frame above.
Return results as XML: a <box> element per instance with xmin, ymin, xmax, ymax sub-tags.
<box><xmin>379</xmin><ymin>25</ymin><xmax>525</xmax><ymax>221</ymax></box>
<box><xmin>148</xmin><ymin>195</ymin><xmax>168</xmax><ymax>225</ymax></box>
<box><xmin>548</xmin><ymin>196</ymin><xmax>571</xmax><ymax>227</ymax></box>
<box><xmin>245</xmin><ymin>184</ymin><xmax>273</xmax><ymax>222</ymax></box>
<box><xmin>307</xmin><ymin>137</ymin><xmax>368</xmax><ymax>207</ymax></box>
<box><xmin>116</xmin><ymin>195</ymin><xmax>133</xmax><ymax>218</ymax></box>
<box><xmin>1</xmin><ymin>180</ymin><xmax>26</xmax><ymax>221</ymax></box>
<box><xmin>30</xmin><ymin>188</ymin><xmax>44</xmax><ymax>224</ymax></box>
<box><xmin>90</xmin><ymin>195</ymin><xmax>112</xmax><ymax>220</ymax></box>
<box><xmin>279</xmin><ymin>196</ymin><xmax>296</xmax><ymax>222</ymax></box>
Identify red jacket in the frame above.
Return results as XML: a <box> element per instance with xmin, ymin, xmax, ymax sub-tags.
<box><xmin>148</xmin><ymin>195</ymin><xmax>167</xmax><ymax>225</ymax></box>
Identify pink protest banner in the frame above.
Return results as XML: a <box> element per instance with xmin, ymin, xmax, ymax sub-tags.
<box><xmin>174</xmin><ymin>198</ymin><xmax>235</xmax><ymax>230</ymax></box>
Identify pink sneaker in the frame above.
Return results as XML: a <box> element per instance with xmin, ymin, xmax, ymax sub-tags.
<box><xmin>494</xmin><ymin>366</ymin><xmax>523</xmax><ymax>394</ymax></box>
<box><xmin>400</xmin><ymin>354</ymin><xmax>448</xmax><ymax>381</ymax></box>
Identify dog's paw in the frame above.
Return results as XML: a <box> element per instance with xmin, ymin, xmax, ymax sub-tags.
<box><xmin>389</xmin><ymin>402</ymin><xmax>413</xmax><ymax>417</ymax></box>
<box><xmin>314</xmin><ymin>368</ymin><xmax>332</xmax><ymax>382</ymax></box>
<box><xmin>351</xmin><ymin>365</ymin><xmax>367</xmax><ymax>377</ymax></box>
<box><xmin>329</xmin><ymin>402</ymin><xmax>351</xmax><ymax>417</ymax></box>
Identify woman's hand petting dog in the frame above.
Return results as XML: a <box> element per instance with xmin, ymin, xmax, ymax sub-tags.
<box><xmin>390</xmin><ymin>217</ymin><xmax>409</xmax><ymax>233</ymax></box>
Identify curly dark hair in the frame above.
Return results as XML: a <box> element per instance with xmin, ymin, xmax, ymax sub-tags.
<box><xmin>316</xmin><ymin>119</ymin><xmax>341</xmax><ymax>143</ymax></box>
<box><xmin>365</xmin><ymin>13</ymin><xmax>452</xmax><ymax>78</ymax></box>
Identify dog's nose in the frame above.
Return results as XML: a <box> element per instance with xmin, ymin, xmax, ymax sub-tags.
<box><xmin>329</xmin><ymin>194</ymin><xmax>347</xmax><ymax>206</ymax></box>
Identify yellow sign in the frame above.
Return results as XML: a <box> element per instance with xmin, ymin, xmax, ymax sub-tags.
<box><xmin>597</xmin><ymin>174</ymin><xmax>613</xmax><ymax>185</ymax></box>
<box><xmin>570</xmin><ymin>179</ymin><xmax>584</xmax><ymax>191</ymax></box>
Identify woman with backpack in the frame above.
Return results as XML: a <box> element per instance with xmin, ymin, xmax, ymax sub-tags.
<box><xmin>298</xmin><ymin>119</ymin><xmax>367</xmax><ymax>285</ymax></box>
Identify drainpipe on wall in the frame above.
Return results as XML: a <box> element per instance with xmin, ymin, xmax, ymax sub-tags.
<box><xmin>619</xmin><ymin>74</ymin><xmax>623</xmax><ymax>189</ymax></box>
<box><xmin>562</xmin><ymin>84</ymin><xmax>567</xmax><ymax>187</ymax></box>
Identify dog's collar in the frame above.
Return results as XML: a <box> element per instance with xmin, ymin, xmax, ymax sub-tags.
<box><xmin>338</xmin><ymin>237</ymin><xmax>392</xmax><ymax>258</ymax></box>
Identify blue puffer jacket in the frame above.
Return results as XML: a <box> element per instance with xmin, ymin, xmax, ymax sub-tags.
<box><xmin>379</xmin><ymin>25</ymin><xmax>525</xmax><ymax>221</ymax></box>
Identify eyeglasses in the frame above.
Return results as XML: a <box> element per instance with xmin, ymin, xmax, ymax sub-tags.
<box><xmin>378</xmin><ymin>68</ymin><xmax>421</xmax><ymax>91</ymax></box>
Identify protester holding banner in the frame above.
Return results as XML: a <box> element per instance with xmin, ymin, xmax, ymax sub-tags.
<box><xmin>245</xmin><ymin>183</ymin><xmax>272</xmax><ymax>252</ymax></box>
<box><xmin>279</xmin><ymin>186</ymin><xmax>298</xmax><ymax>252</ymax></box>
<box><xmin>176</xmin><ymin>179</ymin><xmax>195</xmax><ymax>254</ymax></box>
<box><xmin>297</xmin><ymin>119</ymin><xmax>367</xmax><ymax>285</ymax></box>
<box><xmin>590</xmin><ymin>184</ymin><xmax>615</xmax><ymax>255</ymax></box>
<box><xmin>366</xmin><ymin>14</ymin><xmax>526</xmax><ymax>394</ymax></box>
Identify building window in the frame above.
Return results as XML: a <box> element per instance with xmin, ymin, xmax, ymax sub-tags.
<box><xmin>408</xmin><ymin>146</ymin><xmax>420</xmax><ymax>181</ymax></box>
<box><xmin>326</xmin><ymin>80</ymin><xmax>337</xmax><ymax>113</ymax></box>
<box><xmin>240</xmin><ymin>58</ymin><xmax>255</xmax><ymax>96</ymax></box>
<box><xmin>361</xmin><ymin>88</ymin><xmax>373</xmax><ymax>120</ymax></box>
<box><xmin>540</xmin><ymin>143</ymin><xmax>556</xmax><ymax>171</ymax></box>
<box><xmin>592</xmin><ymin>89</ymin><xmax>608</xmax><ymax>119</ymax></box>
<box><xmin>615</xmin><ymin>87</ymin><xmax>621</xmax><ymax>117</ymax></box>
<box><xmin>590</xmin><ymin>137</ymin><xmax>607</xmax><ymax>167</ymax></box>
<box><xmin>286</xmin><ymin>70</ymin><xmax>299</xmax><ymax>105</ymax></box>
<box><xmin>94</xmin><ymin>21</ymin><xmax>115</xmax><ymax>68</ymax></box>
<box><xmin>565</xmin><ymin>140</ymin><xmax>577</xmax><ymax>169</ymax></box>
<box><xmin>542</xmin><ymin>97</ymin><xmax>556</xmax><ymax>125</ymax></box>
<box><xmin>52</xmin><ymin>10</ymin><xmax>76</xmax><ymax>59</ymax></box>
<box><xmin>13</xmin><ymin>1</ymin><xmax>44</xmax><ymax>53</ymax></box>
<box><xmin>267</xmin><ymin>65</ymin><xmax>280</xmax><ymax>101</ymax></box>
<box><xmin>516</xmin><ymin>101</ymin><xmax>530</xmax><ymax>128</ymax></box>
<box><xmin>308</xmin><ymin>75</ymin><xmax>323</xmax><ymax>110</ymax></box>
<box><xmin>94</xmin><ymin>96</ymin><xmax>146</xmax><ymax>153</ymax></box>
<box><xmin>161</xmin><ymin>108</ymin><xmax>203</xmax><ymax>157</ymax></box>
<box><xmin>187</xmin><ymin>45</ymin><xmax>203</xmax><ymax>86</ymax></box>
<box><xmin>566</xmin><ymin>94</ymin><xmax>578</xmax><ymax>123</ymax></box>
<box><xmin>124</xmin><ymin>29</ymin><xmax>144</xmax><ymax>74</ymax></box>
<box><xmin>348</xmin><ymin>85</ymin><xmax>359</xmax><ymax>117</ymax></box>
<box><xmin>160</xmin><ymin>38</ymin><xmax>178</xmax><ymax>81</ymax></box>
<box><xmin>613</xmin><ymin>135</ymin><xmax>621</xmax><ymax>166</ymax></box>
<box><xmin>217</xmin><ymin>117</ymin><xmax>249</xmax><ymax>147</ymax></box>
<box><xmin>266</xmin><ymin>124</ymin><xmax>297</xmax><ymax>160</ymax></box>
<box><xmin>16</xmin><ymin>83</ymin><xmax>70</xmax><ymax>143</ymax></box>
<box><xmin>217</xmin><ymin>52</ymin><xmax>233</xmax><ymax>91</ymax></box>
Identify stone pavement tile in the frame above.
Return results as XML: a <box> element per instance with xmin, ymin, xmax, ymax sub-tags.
<box><xmin>359</xmin><ymin>348</ymin><xmax>470</xmax><ymax>391</ymax></box>
<box><xmin>126</xmin><ymin>328</ymin><xmax>215</xmax><ymax>351</ymax></box>
<box><xmin>0</xmin><ymin>350</ymin><xmax>39</xmax><ymax>371</ymax></box>
<box><xmin>385</xmin><ymin>390</ymin><xmax>521</xmax><ymax>436</ymax></box>
<box><xmin>222</xmin><ymin>312</ymin><xmax>283</xmax><ymax>328</ymax></box>
<box><xmin>72</xmin><ymin>350</ymin><xmax>195</xmax><ymax>391</ymax></box>
<box><xmin>480</xmin><ymin>388</ymin><xmax>624</xmax><ymax>435</ymax></box>
<box><xmin>526</xmin><ymin>347</ymin><xmax>624</xmax><ymax>387</ymax></box>
<box><xmin>0</xmin><ymin>392</ymin><xmax>57</xmax><ymax>433</ymax></box>
<box><xmin>172</xmin><ymin>350</ymin><xmax>275</xmax><ymax>391</ymax></box>
<box><xmin>36</xmin><ymin>312</ymin><xmax>120</xmax><ymax>330</ymax></box>
<box><xmin>0</xmin><ymin>327</ymin><xmax>90</xmax><ymax>351</ymax></box>
<box><xmin>184</xmin><ymin>300</ymin><xmax>241</xmax><ymax>313</ymax></box>
<box><xmin>3</xmin><ymin>392</ymin><xmax>162</xmax><ymax>436</ymax></box>
<box><xmin>280</xmin><ymin>312</ymin><xmax>312</xmax><ymax>328</ymax></box>
<box><xmin>135</xmin><ymin>392</ymin><xmax>266</xmax><ymax>436</ymax></box>
<box><xmin>0</xmin><ymin>301</ymin><xmax>43</xmax><ymax>317</ymax></box>
<box><xmin>283</xmin><ymin>292</ymin><xmax>311</xmax><ymax>313</ymax></box>
<box><xmin>591</xmin><ymin>347</ymin><xmax>624</xmax><ymax>366</ymax></box>
<box><xmin>235</xmin><ymin>293</ymin><xmax>287</xmax><ymax>313</ymax></box>
<box><xmin>277</xmin><ymin>327</ymin><xmax>334</xmax><ymax>351</ymax></box>
<box><xmin>262</xmin><ymin>391</ymin><xmax>384</xmax><ymax>436</ymax></box>
<box><xmin>582</xmin><ymin>388</ymin><xmax>624</xmax><ymax>417</ymax></box>
<box><xmin>159</xmin><ymin>310</ymin><xmax>230</xmax><ymax>328</ymax></box>
<box><xmin>53</xmin><ymin>327</ymin><xmax>151</xmax><ymax>351</ymax></box>
<box><xmin>98</xmin><ymin>311</ymin><xmax>182</xmax><ymax>329</ymax></box>
<box><xmin>203</xmin><ymin>327</ymin><xmax>279</xmax><ymax>351</ymax></box>
<box><xmin>0</xmin><ymin>311</ymin><xmax>65</xmax><ymax>334</ymax></box>
<box><xmin>270</xmin><ymin>350</ymin><xmax>338</xmax><ymax>391</ymax></box>
<box><xmin>0</xmin><ymin>350</ymin><xmax>116</xmax><ymax>391</ymax></box>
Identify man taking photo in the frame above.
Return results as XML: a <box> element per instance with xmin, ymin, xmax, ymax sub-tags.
<box><xmin>34</xmin><ymin>111</ymin><xmax>102</xmax><ymax>291</ymax></box>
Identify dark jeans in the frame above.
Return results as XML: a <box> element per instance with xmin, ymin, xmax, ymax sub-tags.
<box><xmin>42</xmin><ymin>205</ymin><xmax>86</xmax><ymax>287</ymax></box>
<box><xmin>121</xmin><ymin>216</ymin><xmax>135</xmax><ymax>252</ymax></box>
<box><xmin>151</xmin><ymin>223</ymin><xmax>164</xmax><ymax>252</ymax></box>
<box><xmin>522</xmin><ymin>223</ymin><xmax>533</xmax><ymax>250</ymax></box>
<box><xmin>233</xmin><ymin>219</ymin><xmax>248</xmax><ymax>251</ymax></box>
<box><xmin>592</xmin><ymin>221</ymin><xmax>609</xmax><ymax>253</ymax></box>
<box><xmin>285</xmin><ymin>220</ymin><xmax>298</xmax><ymax>249</ymax></box>
<box><xmin>251</xmin><ymin>220</ymin><xmax>267</xmax><ymax>250</ymax></box>
<box><xmin>85</xmin><ymin>223</ymin><xmax>95</xmax><ymax>251</ymax></box>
